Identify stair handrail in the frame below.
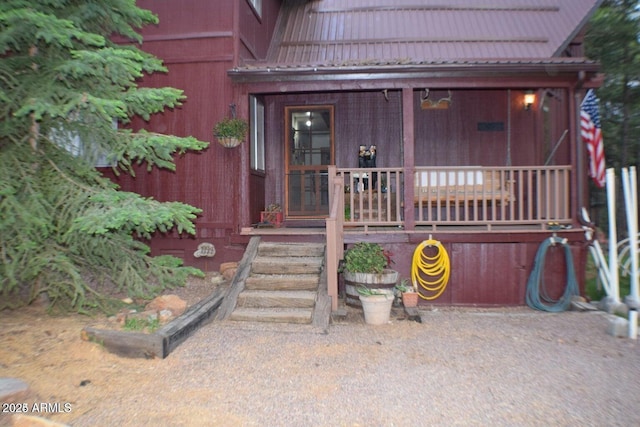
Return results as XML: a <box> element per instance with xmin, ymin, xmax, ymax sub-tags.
<box><xmin>326</xmin><ymin>166</ymin><xmax>344</xmax><ymax>311</ymax></box>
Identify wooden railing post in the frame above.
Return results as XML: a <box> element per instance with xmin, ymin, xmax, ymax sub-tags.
<box><xmin>325</xmin><ymin>166</ymin><xmax>343</xmax><ymax>311</ymax></box>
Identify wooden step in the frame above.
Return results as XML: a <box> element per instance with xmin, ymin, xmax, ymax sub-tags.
<box><xmin>229</xmin><ymin>307</ymin><xmax>313</xmax><ymax>324</ymax></box>
<box><xmin>258</xmin><ymin>242</ymin><xmax>325</xmax><ymax>258</ymax></box>
<box><xmin>251</xmin><ymin>256</ymin><xmax>323</xmax><ymax>275</ymax></box>
<box><xmin>238</xmin><ymin>290</ymin><xmax>317</xmax><ymax>309</ymax></box>
<box><xmin>245</xmin><ymin>274</ymin><xmax>320</xmax><ymax>291</ymax></box>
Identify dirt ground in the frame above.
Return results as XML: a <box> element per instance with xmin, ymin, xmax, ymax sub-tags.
<box><xmin>0</xmin><ymin>274</ymin><xmax>220</xmax><ymax>427</ymax></box>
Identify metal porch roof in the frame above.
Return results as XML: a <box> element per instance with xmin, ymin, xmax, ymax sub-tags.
<box><xmin>233</xmin><ymin>0</ymin><xmax>602</xmax><ymax>77</ymax></box>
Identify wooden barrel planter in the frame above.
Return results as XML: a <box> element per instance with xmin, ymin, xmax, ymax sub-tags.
<box><xmin>343</xmin><ymin>269</ymin><xmax>399</xmax><ymax>307</ymax></box>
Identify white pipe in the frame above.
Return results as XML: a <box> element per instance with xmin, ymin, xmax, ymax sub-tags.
<box><xmin>606</xmin><ymin>168</ymin><xmax>620</xmax><ymax>302</ymax></box>
<box><xmin>589</xmin><ymin>242</ymin><xmax>612</xmax><ymax>296</ymax></box>
<box><xmin>582</xmin><ymin>207</ymin><xmax>613</xmax><ymax>297</ymax></box>
<box><xmin>623</xmin><ymin>167</ymin><xmax>639</xmax><ymax>301</ymax></box>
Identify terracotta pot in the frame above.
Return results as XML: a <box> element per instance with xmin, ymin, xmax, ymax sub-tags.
<box><xmin>402</xmin><ymin>292</ymin><xmax>419</xmax><ymax>308</ymax></box>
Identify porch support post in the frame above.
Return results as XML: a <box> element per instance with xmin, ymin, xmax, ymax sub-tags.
<box><xmin>572</xmin><ymin>87</ymin><xmax>582</xmax><ymax>221</ymax></box>
<box><xmin>325</xmin><ymin>166</ymin><xmax>343</xmax><ymax>311</ymax></box>
<box><xmin>236</xmin><ymin>86</ymin><xmax>251</xmax><ymax>229</ymax></box>
<box><xmin>402</xmin><ymin>87</ymin><xmax>416</xmax><ymax>230</ymax></box>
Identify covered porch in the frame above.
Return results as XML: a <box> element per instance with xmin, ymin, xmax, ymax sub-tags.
<box><xmin>231</xmin><ymin>1</ymin><xmax>601</xmax><ymax>308</ymax></box>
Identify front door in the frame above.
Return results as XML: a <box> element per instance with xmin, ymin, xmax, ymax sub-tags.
<box><xmin>285</xmin><ymin>106</ymin><xmax>334</xmax><ymax>218</ymax></box>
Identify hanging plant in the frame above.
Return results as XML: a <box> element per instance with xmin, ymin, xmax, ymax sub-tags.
<box><xmin>213</xmin><ymin>117</ymin><xmax>248</xmax><ymax>148</ymax></box>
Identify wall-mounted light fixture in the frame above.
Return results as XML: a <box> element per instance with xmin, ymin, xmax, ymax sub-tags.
<box><xmin>421</xmin><ymin>89</ymin><xmax>452</xmax><ymax>110</ymax></box>
<box><xmin>524</xmin><ymin>90</ymin><xmax>536</xmax><ymax>111</ymax></box>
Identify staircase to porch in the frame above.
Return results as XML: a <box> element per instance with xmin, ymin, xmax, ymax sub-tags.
<box><xmin>219</xmin><ymin>239</ymin><xmax>330</xmax><ymax>328</ymax></box>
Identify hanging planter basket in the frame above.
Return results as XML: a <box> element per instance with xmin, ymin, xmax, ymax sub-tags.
<box><xmin>213</xmin><ymin>116</ymin><xmax>248</xmax><ymax>149</ymax></box>
<box><xmin>217</xmin><ymin>136</ymin><xmax>243</xmax><ymax>148</ymax></box>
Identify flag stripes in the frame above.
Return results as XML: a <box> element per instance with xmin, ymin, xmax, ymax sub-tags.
<box><xmin>580</xmin><ymin>89</ymin><xmax>605</xmax><ymax>188</ymax></box>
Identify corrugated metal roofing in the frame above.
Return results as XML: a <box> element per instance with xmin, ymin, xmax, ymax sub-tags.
<box><xmin>243</xmin><ymin>0</ymin><xmax>601</xmax><ymax>70</ymax></box>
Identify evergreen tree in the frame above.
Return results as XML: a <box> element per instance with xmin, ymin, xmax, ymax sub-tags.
<box><xmin>584</xmin><ymin>0</ymin><xmax>640</xmax><ymax>234</ymax></box>
<box><xmin>0</xmin><ymin>1</ymin><xmax>208</xmax><ymax>312</ymax></box>
<box><xmin>585</xmin><ymin>0</ymin><xmax>640</xmax><ymax>170</ymax></box>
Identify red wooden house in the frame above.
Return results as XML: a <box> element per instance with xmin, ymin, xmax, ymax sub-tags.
<box><xmin>110</xmin><ymin>0</ymin><xmax>604</xmax><ymax>309</ymax></box>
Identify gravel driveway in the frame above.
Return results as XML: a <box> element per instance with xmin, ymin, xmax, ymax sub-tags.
<box><xmin>55</xmin><ymin>305</ymin><xmax>640</xmax><ymax>427</ymax></box>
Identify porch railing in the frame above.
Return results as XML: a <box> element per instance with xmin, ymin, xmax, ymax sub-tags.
<box><xmin>331</xmin><ymin>165</ymin><xmax>572</xmax><ymax>230</ymax></box>
<box><xmin>325</xmin><ymin>164</ymin><xmax>572</xmax><ymax>311</ymax></box>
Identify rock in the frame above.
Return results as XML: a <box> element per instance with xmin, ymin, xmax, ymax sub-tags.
<box><xmin>127</xmin><ymin>310</ymin><xmax>158</xmax><ymax>322</ymax></box>
<box><xmin>613</xmin><ymin>302</ymin><xmax>629</xmax><ymax>318</ymax></box>
<box><xmin>108</xmin><ymin>311</ymin><xmax>128</xmax><ymax>324</ymax></box>
<box><xmin>222</xmin><ymin>267</ymin><xmax>237</xmax><ymax>280</ymax></box>
<box><xmin>158</xmin><ymin>309</ymin><xmax>174</xmax><ymax>323</ymax></box>
<box><xmin>0</xmin><ymin>377</ymin><xmax>30</xmax><ymax>403</ymax></box>
<box><xmin>597</xmin><ymin>296</ymin><xmax>617</xmax><ymax>313</ymax></box>
<box><xmin>210</xmin><ymin>272</ymin><xmax>225</xmax><ymax>284</ymax></box>
<box><xmin>121</xmin><ymin>297</ymin><xmax>133</xmax><ymax>304</ymax></box>
<box><xmin>219</xmin><ymin>262</ymin><xmax>238</xmax><ymax>274</ymax></box>
<box><xmin>145</xmin><ymin>295</ymin><xmax>187</xmax><ymax>317</ymax></box>
<box><xmin>606</xmin><ymin>316</ymin><xmax>628</xmax><ymax>338</ymax></box>
<box><xmin>624</xmin><ymin>296</ymin><xmax>640</xmax><ymax>310</ymax></box>
<box><xmin>220</xmin><ymin>262</ymin><xmax>238</xmax><ymax>280</ymax></box>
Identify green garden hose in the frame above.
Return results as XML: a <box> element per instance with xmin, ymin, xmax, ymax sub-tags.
<box><xmin>526</xmin><ymin>236</ymin><xmax>580</xmax><ymax>312</ymax></box>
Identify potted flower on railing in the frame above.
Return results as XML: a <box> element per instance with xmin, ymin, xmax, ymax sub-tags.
<box><xmin>260</xmin><ymin>203</ymin><xmax>283</xmax><ymax>227</ymax></box>
<box><xmin>213</xmin><ymin>117</ymin><xmax>248</xmax><ymax>148</ymax></box>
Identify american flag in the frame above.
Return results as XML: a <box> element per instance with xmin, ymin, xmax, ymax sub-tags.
<box><xmin>580</xmin><ymin>89</ymin><xmax>605</xmax><ymax>188</ymax></box>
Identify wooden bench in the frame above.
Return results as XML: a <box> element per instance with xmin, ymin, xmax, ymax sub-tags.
<box><xmin>414</xmin><ymin>170</ymin><xmax>512</xmax><ymax>205</ymax></box>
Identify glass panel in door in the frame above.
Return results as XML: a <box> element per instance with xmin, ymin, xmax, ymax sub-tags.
<box><xmin>285</xmin><ymin>106</ymin><xmax>334</xmax><ymax>217</ymax></box>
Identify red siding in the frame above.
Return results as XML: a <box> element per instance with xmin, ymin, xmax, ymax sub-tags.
<box><xmin>109</xmin><ymin>0</ymin><xmax>282</xmax><ymax>269</ymax></box>
<box><xmin>352</xmin><ymin>236</ymin><xmax>586</xmax><ymax>306</ymax></box>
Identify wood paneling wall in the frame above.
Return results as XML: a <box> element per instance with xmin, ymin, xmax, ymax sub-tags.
<box><xmin>366</xmin><ymin>239</ymin><xmax>585</xmax><ymax>306</ymax></box>
<box><xmin>414</xmin><ymin>89</ymin><xmax>547</xmax><ymax>167</ymax></box>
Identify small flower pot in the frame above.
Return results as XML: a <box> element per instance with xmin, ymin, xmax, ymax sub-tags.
<box><xmin>402</xmin><ymin>291</ymin><xmax>419</xmax><ymax>308</ymax></box>
<box><xmin>260</xmin><ymin>211</ymin><xmax>283</xmax><ymax>227</ymax></box>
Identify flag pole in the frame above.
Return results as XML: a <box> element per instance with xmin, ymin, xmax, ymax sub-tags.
<box><xmin>575</xmin><ymin>89</ymin><xmax>585</xmax><ymax>220</ymax></box>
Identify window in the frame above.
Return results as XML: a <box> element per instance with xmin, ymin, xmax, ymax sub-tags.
<box><xmin>50</xmin><ymin>118</ymin><xmax>117</xmax><ymax>167</ymax></box>
<box><xmin>250</xmin><ymin>96</ymin><xmax>265</xmax><ymax>172</ymax></box>
<box><xmin>248</xmin><ymin>0</ymin><xmax>262</xmax><ymax>17</ymax></box>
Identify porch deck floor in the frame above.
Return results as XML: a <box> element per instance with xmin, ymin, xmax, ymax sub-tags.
<box><xmin>241</xmin><ymin>223</ymin><xmax>563</xmax><ymax>237</ymax></box>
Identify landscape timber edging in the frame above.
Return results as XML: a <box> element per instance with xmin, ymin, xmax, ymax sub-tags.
<box><xmin>81</xmin><ymin>289</ymin><xmax>224</xmax><ymax>359</ymax></box>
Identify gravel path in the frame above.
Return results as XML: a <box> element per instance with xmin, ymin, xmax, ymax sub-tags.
<box><xmin>55</xmin><ymin>306</ymin><xmax>640</xmax><ymax>427</ymax></box>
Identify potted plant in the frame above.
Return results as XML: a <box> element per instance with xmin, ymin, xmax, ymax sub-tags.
<box><xmin>395</xmin><ymin>279</ymin><xmax>419</xmax><ymax>308</ymax></box>
<box><xmin>356</xmin><ymin>285</ymin><xmax>395</xmax><ymax>325</ymax></box>
<box><xmin>260</xmin><ymin>203</ymin><xmax>283</xmax><ymax>227</ymax></box>
<box><xmin>341</xmin><ymin>242</ymin><xmax>398</xmax><ymax>311</ymax></box>
<box><xmin>213</xmin><ymin>117</ymin><xmax>248</xmax><ymax>148</ymax></box>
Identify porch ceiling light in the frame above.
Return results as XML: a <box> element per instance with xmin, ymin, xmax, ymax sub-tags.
<box><xmin>524</xmin><ymin>91</ymin><xmax>536</xmax><ymax>111</ymax></box>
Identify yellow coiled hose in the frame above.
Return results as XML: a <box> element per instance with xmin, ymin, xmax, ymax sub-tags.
<box><xmin>411</xmin><ymin>239</ymin><xmax>450</xmax><ymax>300</ymax></box>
